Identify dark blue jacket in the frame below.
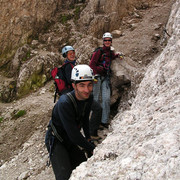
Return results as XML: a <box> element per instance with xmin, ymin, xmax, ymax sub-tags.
<box><xmin>52</xmin><ymin>90</ymin><xmax>95</xmax><ymax>152</ymax></box>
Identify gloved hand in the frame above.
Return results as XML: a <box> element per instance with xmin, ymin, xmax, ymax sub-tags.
<box><xmin>85</xmin><ymin>139</ymin><xmax>96</xmax><ymax>158</ymax></box>
<box><xmin>116</xmin><ymin>52</ymin><xmax>124</xmax><ymax>60</ymax></box>
<box><xmin>86</xmin><ymin>150</ymin><xmax>93</xmax><ymax>158</ymax></box>
<box><xmin>94</xmin><ymin>74</ymin><xmax>100</xmax><ymax>84</ymax></box>
<box><xmin>88</xmin><ymin>139</ymin><xmax>96</xmax><ymax>147</ymax></box>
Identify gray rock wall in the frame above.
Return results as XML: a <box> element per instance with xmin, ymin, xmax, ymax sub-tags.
<box><xmin>78</xmin><ymin>0</ymin><xmax>166</xmax><ymax>37</ymax></box>
<box><xmin>70</xmin><ymin>0</ymin><xmax>180</xmax><ymax>179</ymax></box>
<box><xmin>0</xmin><ymin>0</ymin><xmax>62</xmax><ymax>64</ymax></box>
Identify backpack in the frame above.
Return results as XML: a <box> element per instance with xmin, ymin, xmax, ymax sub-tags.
<box><xmin>51</xmin><ymin>63</ymin><xmax>74</xmax><ymax>103</ymax></box>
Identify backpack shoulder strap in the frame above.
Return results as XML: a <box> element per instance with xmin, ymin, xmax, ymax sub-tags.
<box><xmin>94</xmin><ymin>47</ymin><xmax>103</xmax><ymax>54</ymax></box>
<box><xmin>67</xmin><ymin>92</ymin><xmax>78</xmax><ymax>115</ymax></box>
<box><xmin>99</xmin><ymin>47</ymin><xmax>103</xmax><ymax>52</ymax></box>
<box><xmin>110</xmin><ymin>49</ymin><xmax>113</xmax><ymax>58</ymax></box>
<box><xmin>91</xmin><ymin>47</ymin><xmax>104</xmax><ymax>63</ymax></box>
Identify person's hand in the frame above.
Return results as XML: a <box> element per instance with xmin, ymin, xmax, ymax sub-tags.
<box><xmin>119</xmin><ymin>54</ymin><xmax>124</xmax><ymax>60</ymax></box>
<box><xmin>94</xmin><ymin>78</ymin><xmax>98</xmax><ymax>84</ymax></box>
<box><xmin>87</xmin><ymin>138</ymin><xmax>96</xmax><ymax>147</ymax></box>
<box><xmin>117</xmin><ymin>52</ymin><xmax>124</xmax><ymax>60</ymax></box>
<box><xmin>93</xmin><ymin>74</ymin><xmax>100</xmax><ymax>84</ymax></box>
<box><xmin>86</xmin><ymin>151</ymin><xmax>93</xmax><ymax>158</ymax></box>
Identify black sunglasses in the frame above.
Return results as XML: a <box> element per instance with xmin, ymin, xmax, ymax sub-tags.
<box><xmin>104</xmin><ymin>39</ymin><xmax>112</xmax><ymax>42</ymax></box>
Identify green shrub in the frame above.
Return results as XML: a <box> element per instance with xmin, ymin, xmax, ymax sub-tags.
<box><xmin>22</xmin><ymin>51</ymin><xmax>31</xmax><ymax>61</ymax></box>
<box><xmin>74</xmin><ymin>6</ymin><xmax>81</xmax><ymax>21</ymax></box>
<box><xmin>0</xmin><ymin>117</ymin><xmax>3</xmax><ymax>123</ymax></box>
<box><xmin>60</xmin><ymin>14</ymin><xmax>73</xmax><ymax>24</ymax></box>
<box><xmin>13</xmin><ymin>110</ymin><xmax>26</xmax><ymax>119</ymax></box>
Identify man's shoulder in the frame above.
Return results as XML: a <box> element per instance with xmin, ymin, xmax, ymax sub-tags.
<box><xmin>63</xmin><ymin>62</ymin><xmax>74</xmax><ymax>69</ymax></box>
<box><xmin>91</xmin><ymin>47</ymin><xmax>103</xmax><ymax>60</ymax></box>
<box><xmin>55</xmin><ymin>93</ymin><xmax>74</xmax><ymax>113</ymax></box>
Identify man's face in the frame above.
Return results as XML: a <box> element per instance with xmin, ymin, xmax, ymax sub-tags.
<box><xmin>67</xmin><ymin>50</ymin><xmax>75</xmax><ymax>61</ymax></box>
<box><xmin>72</xmin><ymin>81</ymin><xmax>93</xmax><ymax>100</ymax></box>
<box><xmin>103</xmin><ymin>38</ymin><xmax>112</xmax><ymax>47</ymax></box>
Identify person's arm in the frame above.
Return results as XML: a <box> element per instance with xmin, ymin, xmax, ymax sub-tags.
<box><xmin>111</xmin><ymin>50</ymin><xmax>124</xmax><ymax>60</ymax></box>
<box><xmin>111</xmin><ymin>50</ymin><xmax>118</xmax><ymax>59</ymax></box>
<box><xmin>57</xmin><ymin>96</ymin><xmax>95</xmax><ymax>151</ymax></box>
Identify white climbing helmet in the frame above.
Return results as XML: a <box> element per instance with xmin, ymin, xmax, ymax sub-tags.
<box><xmin>71</xmin><ymin>64</ymin><xmax>94</xmax><ymax>82</ymax></box>
<box><xmin>102</xmin><ymin>32</ymin><xmax>113</xmax><ymax>39</ymax></box>
<box><xmin>62</xmin><ymin>46</ymin><xmax>75</xmax><ymax>58</ymax></box>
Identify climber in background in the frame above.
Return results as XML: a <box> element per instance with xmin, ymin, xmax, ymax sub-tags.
<box><xmin>90</xmin><ymin>32</ymin><xmax>123</xmax><ymax>129</ymax></box>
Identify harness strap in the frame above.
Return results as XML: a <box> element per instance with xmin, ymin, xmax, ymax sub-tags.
<box><xmin>50</xmin><ymin>120</ymin><xmax>63</xmax><ymax>142</ymax></box>
<box><xmin>54</xmin><ymin>86</ymin><xmax>58</xmax><ymax>103</ymax></box>
<box><xmin>46</xmin><ymin>135</ymin><xmax>54</xmax><ymax>166</ymax></box>
<box><xmin>67</xmin><ymin>92</ymin><xmax>78</xmax><ymax>115</ymax></box>
<box><xmin>100</xmin><ymin>48</ymin><xmax>113</xmax><ymax>73</ymax></box>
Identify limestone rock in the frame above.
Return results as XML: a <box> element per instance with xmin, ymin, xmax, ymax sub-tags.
<box><xmin>111</xmin><ymin>30</ymin><xmax>123</xmax><ymax>38</ymax></box>
<box><xmin>16</xmin><ymin>51</ymin><xmax>60</xmax><ymax>98</ymax></box>
<box><xmin>70</xmin><ymin>1</ymin><xmax>180</xmax><ymax>179</ymax></box>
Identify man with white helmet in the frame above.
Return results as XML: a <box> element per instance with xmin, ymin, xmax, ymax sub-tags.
<box><xmin>45</xmin><ymin>64</ymin><xmax>95</xmax><ymax>180</ymax></box>
<box><xmin>90</xmin><ymin>32</ymin><xmax>122</xmax><ymax>128</ymax></box>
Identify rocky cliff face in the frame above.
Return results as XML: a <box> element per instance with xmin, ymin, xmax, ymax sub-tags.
<box><xmin>0</xmin><ymin>0</ymin><xmax>169</xmax><ymax>63</ymax></box>
<box><xmin>0</xmin><ymin>0</ymin><xmax>172</xmax><ymax>102</ymax></box>
<box><xmin>78</xmin><ymin>0</ymin><xmax>168</xmax><ymax>37</ymax></box>
<box><xmin>0</xmin><ymin>0</ymin><xmax>179</xmax><ymax>180</ymax></box>
<box><xmin>0</xmin><ymin>0</ymin><xmax>81</xmax><ymax>64</ymax></box>
<box><xmin>0</xmin><ymin>0</ymin><xmax>60</xmax><ymax>63</ymax></box>
<box><xmin>0</xmin><ymin>0</ymin><xmax>86</xmax><ymax>102</ymax></box>
<box><xmin>70</xmin><ymin>1</ymin><xmax>180</xmax><ymax>179</ymax></box>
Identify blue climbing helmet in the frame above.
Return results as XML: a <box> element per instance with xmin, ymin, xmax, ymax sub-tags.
<box><xmin>62</xmin><ymin>46</ymin><xmax>75</xmax><ymax>58</ymax></box>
